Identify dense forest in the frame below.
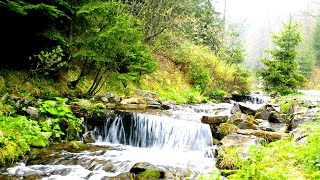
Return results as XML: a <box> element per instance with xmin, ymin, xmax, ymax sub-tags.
<box><xmin>0</xmin><ymin>0</ymin><xmax>249</xmax><ymax>102</ymax></box>
<box><xmin>1</xmin><ymin>0</ymin><xmax>320</xmax><ymax>179</ymax></box>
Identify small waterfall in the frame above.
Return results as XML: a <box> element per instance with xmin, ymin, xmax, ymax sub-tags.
<box><xmin>94</xmin><ymin>113</ymin><xmax>213</xmax><ymax>152</ymax></box>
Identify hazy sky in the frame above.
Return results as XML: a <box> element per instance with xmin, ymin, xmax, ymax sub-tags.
<box><xmin>213</xmin><ymin>0</ymin><xmax>316</xmax><ymax>67</ymax></box>
<box><xmin>214</xmin><ymin>0</ymin><xmax>313</xmax><ymax>35</ymax></box>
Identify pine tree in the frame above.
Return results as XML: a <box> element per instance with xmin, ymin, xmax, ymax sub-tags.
<box><xmin>258</xmin><ymin>18</ymin><xmax>306</xmax><ymax>95</ymax></box>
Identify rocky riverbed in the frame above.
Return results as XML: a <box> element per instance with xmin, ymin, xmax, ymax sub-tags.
<box><xmin>1</xmin><ymin>90</ymin><xmax>320</xmax><ymax>179</ymax></box>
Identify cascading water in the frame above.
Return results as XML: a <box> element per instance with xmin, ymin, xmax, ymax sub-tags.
<box><xmin>1</xmin><ymin>105</ymin><xmax>220</xmax><ymax>179</ymax></box>
<box><xmin>94</xmin><ymin>113</ymin><xmax>213</xmax><ymax>151</ymax></box>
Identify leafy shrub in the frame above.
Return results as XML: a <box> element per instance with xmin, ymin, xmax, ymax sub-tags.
<box><xmin>279</xmin><ymin>101</ymin><xmax>292</xmax><ymax>114</ymax></box>
<box><xmin>36</xmin><ymin>97</ymin><xmax>83</xmax><ymax>140</ymax></box>
<box><xmin>31</xmin><ymin>46</ymin><xmax>66</xmax><ymax>76</ymax></box>
<box><xmin>212</xmin><ymin>89</ymin><xmax>227</xmax><ymax>102</ymax></box>
<box><xmin>0</xmin><ymin>116</ymin><xmax>48</xmax><ymax>166</ymax></box>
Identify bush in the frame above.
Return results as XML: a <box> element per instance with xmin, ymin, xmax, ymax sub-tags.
<box><xmin>35</xmin><ymin>97</ymin><xmax>83</xmax><ymax>140</ymax></box>
<box><xmin>30</xmin><ymin>46</ymin><xmax>66</xmax><ymax>76</ymax></box>
<box><xmin>0</xmin><ymin>116</ymin><xmax>49</xmax><ymax>166</ymax></box>
<box><xmin>212</xmin><ymin>89</ymin><xmax>227</xmax><ymax>102</ymax></box>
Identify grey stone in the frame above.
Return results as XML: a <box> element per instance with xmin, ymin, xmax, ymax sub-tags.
<box><xmin>120</xmin><ymin>97</ymin><xmax>144</xmax><ymax>105</ymax></box>
<box><xmin>26</xmin><ymin>106</ymin><xmax>39</xmax><ymax>116</ymax></box>
<box><xmin>134</xmin><ymin>89</ymin><xmax>159</xmax><ymax>99</ymax></box>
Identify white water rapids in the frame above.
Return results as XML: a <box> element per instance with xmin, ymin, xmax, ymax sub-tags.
<box><xmin>2</xmin><ymin>103</ymin><xmax>235</xmax><ymax>179</ymax></box>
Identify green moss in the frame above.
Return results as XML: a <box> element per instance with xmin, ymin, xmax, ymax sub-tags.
<box><xmin>71</xmin><ymin>141</ymin><xmax>85</xmax><ymax>150</ymax></box>
<box><xmin>217</xmin><ymin>123</ymin><xmax>239</xmax><ymax>137</ymax></box>
<box><xmin>137</xmin><ymin>170</ymin><xmax>161</xmax><ymax>179</ymax></box>
<box><xmin>0</xmin><ymin>115</ymin><xmax>50</xmax><ymax>166</ymax></box>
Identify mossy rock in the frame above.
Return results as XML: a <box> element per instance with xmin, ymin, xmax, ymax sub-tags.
<box><xmin>70</xmin><ymin>141</ymin><xmax>85</xmax><ymax>149</ymax></box>
<box><xmin>217</xmin><ymin>123</ymin><xmax>239</xmax><ymax>137</ymax></box>
<box><xmin>137</xmin><ymin>170</ymin><xmax>161</xmax><ymax>179</ymax></box>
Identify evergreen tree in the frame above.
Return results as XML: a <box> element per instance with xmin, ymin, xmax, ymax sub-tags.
<box><xmin>258</xmin><ymin>18</ymin><xmax>306</xmax><ymax>95</ymax></box>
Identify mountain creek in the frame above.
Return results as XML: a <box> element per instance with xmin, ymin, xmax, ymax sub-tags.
<box><xmin>1</xmin><ymin>90</ymin><xmax>320</xmax><ymax>180</ymax></box>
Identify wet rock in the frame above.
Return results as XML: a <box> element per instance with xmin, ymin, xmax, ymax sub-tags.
<box><xmin>130</xmin><ymin>162</ymin><xmax>165</xmax><ymax>179</ymax></box>
<box><xmin>258</xmin><ymin>120</ymin><xmax>275</xmax><ymax>132</ymax></box>
<box><xmin>26</xmin><ymin>106</ymin><xmax>39</xmax><ymax>116</ymax></box>
<box><xmin>255</xmin><ymin>105</ymin><xmax>281</xmax><ymax>123</ymax></box>
<box><xmin>161</xmin><ymin>104</ymin><xmax>171</xmax><ymax>110</ymax></box>
<box><xmin>291</xmin><ymin>116</ymin><xmax>318</xmax><ymax>129</ymax></box>
<box><xmin>268</xmin><ymin>111</ymin><xmax>280</xmax><ymax>123</ymax></box>
<box><xmin>238</xmin><ymin>103</ymin><xmax>258</xmax><ymax>116</ymax></box>
<box><xmin>222</xmin><ymin>93</ymin><xmax>233</xmax><ymax>103</ymax></box>
<box><xmin>217</xmin><ymin>123</ymin><xmax>239</xmax><ymax>137</ymax></box>
<box><xmin>146</xmin><ymin>100</ymin><xmax>161</xmax><ymax>106</ymax></box>
<box><xmin>220</xmin><ymin>133</ymin><xmax>263</xmax><ymax>148</ymax></box>
<box><xmin>237</xmin><ymin>120</ymin><xmax>258</xmax><ymax>130</ymax></box>
<box><xmin>83</xmin><ymin>131</ymin><xmax>96</xmax><ymax>143</ymax></box>
<box><xmin>201</xmin><ymin>115</ymin><xmax>229</xmax><ymax>124</ymax></box>
<box><xmin>237</xmin><ymin>129</ymin><xmax>289</xmax><ymax>142</ymax></box>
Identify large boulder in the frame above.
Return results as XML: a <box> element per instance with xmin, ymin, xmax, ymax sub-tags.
<box><xmin>238</xmin><ymin>103</ymin><xmax>261</xmax><ymax>116</ymax></box>
<box><xmin>95</xmin><ymin>92</ymin><xmax>121</xmax><ymax>103</ymax></box>
<box><xmin>220</xmin><ymin>133</ymin><xmax>263</xmax><ymax>148</ymax></box>
<box><xmin>257</xmin><ymin>120</ymin><xmax>275</xmax><ymax>132</ymax></box>
<box><xmin>237</xmin><ymin>120</ymin><xmax>258</xmax><ymax>130</ymax></box>
<box><xmin>201</xmin><ymin>115</ymin><xmax>229</xmax><ymax>124</ymax></box>
<box><xmin>130</xmin><ymin>162</ymin><xmax>165</xmax><ymax>179</ymax></box>
<box><xmin>216</xmin><ymin>123</ymin><xmax>239</xmax><ymax>138</ymax></box>
<box><xmin>255</xmin><ymin>104</ymin><xmax>281</xmax><ymax>123</ymax></box>
<box><xmin>268</xmin><ymin>111</ymin><xmax>280</xmax><ymax>123</ymax></box>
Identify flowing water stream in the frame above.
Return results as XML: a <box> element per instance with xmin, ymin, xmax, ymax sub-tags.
<box><xmin>1</xmin><ymin>103</ymin><xmax>235</xmax><ymax>179</ymax></box>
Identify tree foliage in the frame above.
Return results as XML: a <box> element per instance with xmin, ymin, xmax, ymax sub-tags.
<box><xmin>70</xmin><ymin>1</ymin><xmax>156</xmax><ymax>96</ymax></box>
<box><xmin>1</xmin><ymin>0</ymin><xmax>248</xmax><ymax>97</ymax></box>
<box><xmin>258</xmin><ymin>18</ymin><xmax>306</xmax><ymax>95</ymax></box>
<box><xmin>0</xmin><ymin>0</ymin><xmax>71</xmax><ymax>67</ymax></box>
